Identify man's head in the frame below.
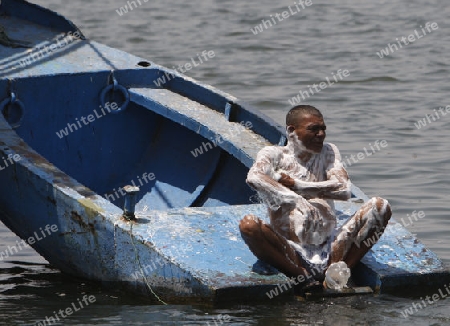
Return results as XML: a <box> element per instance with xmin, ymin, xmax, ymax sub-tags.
<box><xmin>286</xmin><ymin>105</ymin><xmax>326</xmax><ymax>153</ymax></box>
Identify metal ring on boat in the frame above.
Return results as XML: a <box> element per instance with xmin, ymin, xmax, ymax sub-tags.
<box><xmin>0</xmin><ymin>92</ymin><xmax>25</xmax><ymax>128</ymax></box>
<box><xmin>99</xmin><ymin>79</ymin><xmax>130</xmax><ymax>114</ymax></box>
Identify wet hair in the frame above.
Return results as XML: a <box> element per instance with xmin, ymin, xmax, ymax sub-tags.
<box><xmin>286</xmin><ymin>105</ymin><xmax>323</xmax><ymax>127</ymax></box>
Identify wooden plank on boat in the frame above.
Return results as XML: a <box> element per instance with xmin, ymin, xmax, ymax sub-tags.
<box><xmin>129</xmin><ymin>87</ymin><xmax>272</xmax><ymax>168</ymax></box>
<box><xmin>303</xmin><ymin>286</ymin><xmax>374</xmax><ymax>300</ymax></box>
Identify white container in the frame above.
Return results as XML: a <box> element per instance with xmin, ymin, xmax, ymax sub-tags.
<box><xmin>324</xmin><ymin>261</ymin><xmax>351</xmax><ymax>290</ymax></box>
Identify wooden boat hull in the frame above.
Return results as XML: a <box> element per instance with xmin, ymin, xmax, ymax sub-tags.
<box><xmin>0</xmin><ymin>0</ymin><xmax>448</xmax><ymax>303</ymax></box>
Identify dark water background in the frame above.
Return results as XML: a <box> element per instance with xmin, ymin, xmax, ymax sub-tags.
<box><xmin>1</xmin><ymin>0</ymin><xmax>449</xmax><ymax>324</ymax></box>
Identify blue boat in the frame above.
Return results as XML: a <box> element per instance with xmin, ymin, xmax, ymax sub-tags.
<box><xmin>0</xmin><ymin>0</ymin><xmax>448</xmax><ymax>303</ymax></box>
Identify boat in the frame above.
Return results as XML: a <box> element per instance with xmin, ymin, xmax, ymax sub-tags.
<box><xmin>0</xmin><ymin>0</ymin><xmax>449</xmax><ymax>304</ymax></box>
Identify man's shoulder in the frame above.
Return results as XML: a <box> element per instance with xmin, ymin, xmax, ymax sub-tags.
<box><xmin>254</xmin><ymin>145</ymin><xmax>285</xmax><ymax>163</ymax></box>
<box><xmin>257</xmin><ymin>145</ymin><xmax>284</xmax><ymax>156</ymax></box>
<box><xmin>322</xmin><ymin>142</ymin><xmax>340</xmax><ymax>154</ymax></box>
<box><xmin>321</xmin><ymin>142</ymin><xmax>343</xmax><ymax>162</ymax></box>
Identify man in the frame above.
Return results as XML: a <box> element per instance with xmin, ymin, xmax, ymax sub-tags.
<box><xmin>239</xmin><ymin>105</ymin><xmax>391</xmax><ymax>289</ymax></box>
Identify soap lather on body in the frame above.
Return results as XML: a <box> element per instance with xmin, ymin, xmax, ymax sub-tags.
<box><xmin>239</xmin><ymin>105</ymin><xmax>392</xmax><ymax>291</ymax></box>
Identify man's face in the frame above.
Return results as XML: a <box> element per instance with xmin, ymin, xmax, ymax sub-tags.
<box><xmin>288</xmin><ymin>114</ymin><xmax>326</xmax><ymax>153</ymax></box>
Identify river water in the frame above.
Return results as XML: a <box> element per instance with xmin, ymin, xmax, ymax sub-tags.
<box><xmin>1</xmin><ymin>0</ymin><xmax>449</xmax><ymax>325</ymax></box>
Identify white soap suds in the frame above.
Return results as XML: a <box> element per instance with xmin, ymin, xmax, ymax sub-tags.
<box><xmin>246</xmin><ymin>132</ymin><xmax>353</xmax><ymax>272</ymax></box>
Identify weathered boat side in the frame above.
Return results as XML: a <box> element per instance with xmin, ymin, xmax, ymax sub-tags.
<box><xmin>0</xmin><ymin>112</ymin><xmax>292</xmax><ymax>302</ymax></box>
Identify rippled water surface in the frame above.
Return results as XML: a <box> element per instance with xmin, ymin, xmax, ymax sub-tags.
<box><xmin>1</xmin><ymin>0</ymin><xmax>450</xmax><ymax>324</ymax></box>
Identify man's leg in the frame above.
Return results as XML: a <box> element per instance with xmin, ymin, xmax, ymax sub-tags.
<box><xmin>330</xmin><ymin>197</ymin><xmax>392</xmax><ymax>268</ymax></box>
<box><xmin>239</xmin><ymin>215</ymin><xmax>309</xmax><ymax>279</ymax></box>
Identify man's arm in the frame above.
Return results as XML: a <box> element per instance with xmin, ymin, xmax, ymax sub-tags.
<box><xmin>321</xmin><ymin>170</ymin><xmax>351</xmax><ymax>200</ymax></box>
<box><xmin>246</xmin><ymin>146</ymin><xmax>300</xmax><ymax>210</ymax></box>
<box><xmin>278</xmin><ymin>143</ymin><xmax>351</xmax><ymax>200</ymax></box>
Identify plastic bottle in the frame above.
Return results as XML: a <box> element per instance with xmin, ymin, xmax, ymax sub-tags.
<box><xmin>324</xmin><ymin>261</ymin><xmax>351</xmax><ymax>290</ymax></box>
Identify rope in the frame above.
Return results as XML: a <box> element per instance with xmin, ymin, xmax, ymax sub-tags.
<box><xmin>129</xmin><ymin>223</ymin><xmax>168</xmax><ymax>305</ymax></box>
<box><xmin>0</xmin><ymin>25</ymin><xmax>30</xmax><ymax>48</ymax></box>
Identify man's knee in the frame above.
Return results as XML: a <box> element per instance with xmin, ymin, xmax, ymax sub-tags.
<box><xmin>239</xmin><ymin>214</ymin><xmax>261</xmax><ymax>236</ymax></box>
<box><xmin>370</xmin><ymin>197</ymin><xmax>392</xmax><ymax>225</ymax></box>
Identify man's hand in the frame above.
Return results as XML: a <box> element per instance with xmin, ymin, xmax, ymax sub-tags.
<box><xmin>276</xmin><ymin>173</ymin><xmax>347</xmax><ymax>200</ymax></box>
<box><xmin>278</xmin><ymin>173</ymin><xmax>295</xmax><ymax>189</ymax></box>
